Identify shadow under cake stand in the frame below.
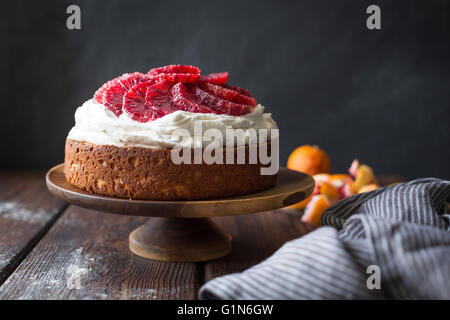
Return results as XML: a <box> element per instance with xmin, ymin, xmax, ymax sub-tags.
<box><xmin>46</xmin><ymin>164</ymin><xmax>315</xmax><ymax>262</ymax></box>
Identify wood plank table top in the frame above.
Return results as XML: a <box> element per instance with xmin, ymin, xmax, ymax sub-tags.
<box><xmin>0</xmin><ymin>172</ymin><xmax>405</xmax><ymax>300</ymax></box>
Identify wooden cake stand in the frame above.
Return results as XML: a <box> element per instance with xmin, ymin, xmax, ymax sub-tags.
<box><xmin>46</xmin><ymin>164</ymin><xmax>314</xmax><ymax>262</ymax></box>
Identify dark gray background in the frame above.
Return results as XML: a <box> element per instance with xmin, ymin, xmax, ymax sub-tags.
<box><xmin>1</xmin><ymin>0</ymin><xmax>449</xmax><ymax>179</ymax></box>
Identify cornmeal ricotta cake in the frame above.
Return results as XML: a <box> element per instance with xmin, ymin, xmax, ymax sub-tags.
<box><xmin>65</xmin><ymin>65</ymin><xmax>278</xmax><ymax>200</ymax></box>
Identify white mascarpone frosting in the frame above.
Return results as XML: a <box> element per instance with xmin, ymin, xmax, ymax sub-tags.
<box><xmin>67</xmin><ymin>99</ymin><xmax>278</xmax><ymax>149</ymax></box>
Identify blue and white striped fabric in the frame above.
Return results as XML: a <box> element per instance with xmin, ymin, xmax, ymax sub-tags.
<box><xmin>199</xmin><ymin>178</ymin><xmax>450</xmax><ymax>299</ymax></box>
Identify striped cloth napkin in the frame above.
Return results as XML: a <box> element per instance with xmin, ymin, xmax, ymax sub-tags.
<box><xmin>199</xmin><ymin>178</ymin><xmax>450</xmax><ymax>299</ymax></box>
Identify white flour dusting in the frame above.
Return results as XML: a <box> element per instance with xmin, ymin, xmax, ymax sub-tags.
<box><xmin>0</xmin><ymin>201</ymin><xmax>53</xmax><ymax>224</ymax></box>
<box><xmin>121</xmin><ymin>287</ymin><xmax>188</xmax><ymax>299</ymax></box>
<box><xmin>0</xmin><ymin>251</ymin><xmax>10</xmax><ymax>269</ymax></box>
<box><xmin>66</xmin><ymin>247</ymin><xmax>89</xmax><ymax>290</ymax></box>
<box><xmin>13</xmin><ymin>247</ymin><xmax>95</xmax><ymax>299</ymax></box>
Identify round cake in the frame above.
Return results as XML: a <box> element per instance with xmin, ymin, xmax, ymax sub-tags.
<box><xmin>65</xmin><ymin>65</ymin><xmax>279</xmax><ymax>200</ymax></box>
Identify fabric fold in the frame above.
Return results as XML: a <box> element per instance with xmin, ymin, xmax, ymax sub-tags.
<box><xmin>199</xmin><ymin>178</ymin><xmax>450</xmax><ymax>299</ymax></box>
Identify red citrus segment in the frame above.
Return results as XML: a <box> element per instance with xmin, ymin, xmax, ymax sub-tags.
<box><xmin>93</xmin><ymin>76</ymin><xmax>127</xmax><ymax>105</ymax></box>
<box><xmin>199</xmin><ymin>82</ymin><xmax>257</xmax><ymax>107</ymax></box>
<box><xmin>93</xmin><ymin>84</ymin><xmax>108</xmax><ymax>104</ymax></box>
<box><xmin>144</xmin><ymin>80</ymin><xmax>180</xmax><ymax>119</ymax></box>
<box><xmin>102</xmin><ymin>83</ymin><xmax>124</xmax><ymax>116</ymax></box>
<box><xmin>192</xmin><ymin>86</ymin><xmax>250</xmax><ymax>116</ymax></box>
<box><xmin>158</xmin><ymin>73</ymin><xmax>201</xmax><ymax>84</ymax></box>
<box><xmin>222</xmin><ymin>84</ymin><xmax>252</xmax><ymax>97</ymax></box>
<box><xmin>102</xmin><ymin>73</ymin><xmax>148</xmax><ymax>116</ymax></box>
<box><xmin>94</xmin><ymin>73</ymin><xmax>144</xmax><ymax>104</ymax></box>
<box><xmin>148</xmin><ymin>65</ymin><xmax>201</xmax><ymax>76</ymax></box>
<box><xmin>200</xmin><ymin>72</ymin><xmax>228</xmax><ymax>85</ymax></box>
<box><xmin>94</xmin><ymin>66</ymin><xmax>257</xmax><ymax>121</ymax></box>
<box><xmin>171</xmin><ymin>83</ymin><xmax>215</xmax><ymax>114</ymax></box>
<box><xmin>123</xmin><ymin>78</ymin><xmax>160</xmax><ymax>123</ymax></box>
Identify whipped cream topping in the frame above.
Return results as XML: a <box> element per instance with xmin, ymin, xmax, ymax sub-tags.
<box><xmin>67</xmin><ymin>100</ymin><xmax>278</xmax><ymax>149</ymax></box>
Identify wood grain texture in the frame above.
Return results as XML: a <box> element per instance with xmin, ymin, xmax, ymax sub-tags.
<box><xmin>0</xmin><ymin>171</ymin><xmax>67</xmax><ymax>285</ymax></box>
<box><xmin>46</xmin><ymin>164</ymin><xmax>315</xmax><ymax>217</ymax></box>
<box><xmin>202</xmin><ymin>175</ymin><xmax>409</xmax><ymax>281</ymax></box>
<box><xmin>203</xmin><ymin>175</ymin><xmax>410</xmax><ymax>281</ymax></box>
<box><xmin>0</xmin><ymin>206</ymin><xmax>200</xmax><ymax>300</ymax></box>
<box><xmin>46</xmin><ymin>164</ymin><xmax>315</xmax><ymax>263</ymax></box>
<box><xmin>205</xmin><ymin>210</ymin><xmax>316</xmax><ymax>281</ymax></box>
<box><xmin>129</xmin><ymin>218</ymin><xmax>232</xmax><ymax>262</ymax></box>
<box><xmin>0</xmin><ymin>172</ymin><xmax>409</xmax><ymax>300</ymax></box>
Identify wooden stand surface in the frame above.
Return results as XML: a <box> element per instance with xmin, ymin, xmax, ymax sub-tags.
<box><xmin>129</xmin><ymin>218</ymin><xmax>231</xmax><ymax>262</ymax></box>
<box><xmin>46</xmin><ymin>164</ymin><xmax>314</xmax><ymax>262</ymax></box>
<box><xmin>0</xmin><ymin>173</ymin><xmax>406</xmax><ymax>299</ymax></box>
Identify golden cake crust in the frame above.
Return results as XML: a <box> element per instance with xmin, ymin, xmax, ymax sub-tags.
<box><xmin>64</xmin><ymin>139</ymin><xmax>277</xmax><ymax>200</ymax></box>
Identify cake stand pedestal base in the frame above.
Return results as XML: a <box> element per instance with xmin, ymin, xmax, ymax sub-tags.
<box><xmin>129</xmin><ymin>217</ymin><xmax>232</xmax><ymax>262</ymax></box>
<box><xmin>46</xmin><ymin>164</ymin><xmax>315</xmax><ymax>262</ymax></box>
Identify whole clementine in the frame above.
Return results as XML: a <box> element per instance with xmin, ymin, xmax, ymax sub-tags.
<box><xmin>287</xmin><ymin>145</ymin><xmax>331</xmax><ymax>176</ymax></box>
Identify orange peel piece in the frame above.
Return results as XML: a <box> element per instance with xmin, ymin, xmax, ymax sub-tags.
<box><xmin>302</xmin><ymin>194</ymin><xmax>330</xmax><ymax>226</ymax></box>
<box><xmin>329</xmin><ymin>174</ymin><xmax>353</xmax><ymax>189</ymax></box>
<box><xmin>313</xmin><ymin>173</ymin><xmax>331</xmax><ymax>183</ymax></box>
<box><xmin>350</xmin><ymin>164</ymin><xmax>376</xmax><ymax>193</ymax></box>
<box><xmin>358</xmin><ymin>184</ymin><xmax>380</xmax><ymax>193</ymax></box>
<box><xmin>320</xmin><ymin>181</ymin><xmax>339</xmax><ymax>203</ymax></box>
<box><xmin>348</xmin><ymin>159</ymin><xmax>360</xmax><ymax>177</ymax></box>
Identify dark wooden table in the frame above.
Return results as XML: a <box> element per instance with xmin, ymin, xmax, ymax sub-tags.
<box><xmin>0</xmin><ymin>172</ymin><xmax>403</xmax><ymax>299</ymax></box>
